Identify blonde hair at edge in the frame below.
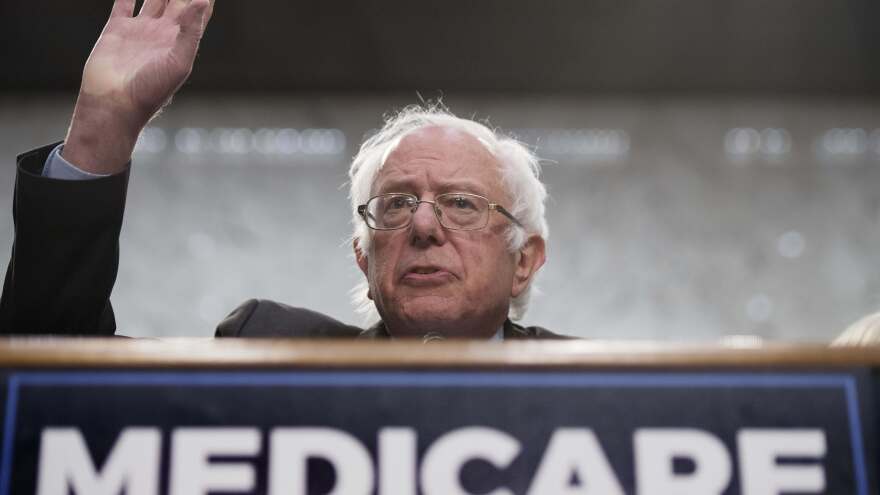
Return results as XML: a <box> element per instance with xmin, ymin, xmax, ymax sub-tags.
<box><xmin>833</xmin><ymin>311</ymin><xmax>880</xmax><ymax>346</ymax></box>
<box><xmin>348</xmin><ymin>104</ymin><xmax>549</xmax><ymax>325</ymax></box>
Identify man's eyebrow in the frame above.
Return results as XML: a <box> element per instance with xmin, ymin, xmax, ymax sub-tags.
<box><xmin>435</xmin><ymin>181</ymin><xmax>487</xmax><ymax>195</ymax></box>
<box><xmin>375</xmin><ymin>179</ymin><xmax>488</xmax><ymax>195</ymax></box>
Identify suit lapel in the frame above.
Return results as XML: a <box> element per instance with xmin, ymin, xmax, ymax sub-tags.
<box><xmin>503</xmin><ymin>319</ymin><xmax>532</xmax><ymax>339</ymax></box>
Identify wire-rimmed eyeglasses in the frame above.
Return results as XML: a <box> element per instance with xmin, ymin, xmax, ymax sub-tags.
<box><xmin>357</xmin><ymin>192</ymin><xmax>523</xmax><ymax>231</ymax></box>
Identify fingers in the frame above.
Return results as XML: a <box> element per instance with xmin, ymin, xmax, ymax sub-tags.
<box><xmin>138</xmin><ymin>0</ymin><xmax>167</xmax><ymax>18</ymax></box>
<box><xmin>110</xmin><ymin>0</ymin><xmax>136</xmax><ymax>18</ymax></box>
<box><xmin>176</xmin><ymin>0</ymin><xmax>211</xmax><ymax>39</ymax></box>
<box><xmin>172</xmin><ymin>0</ymin><xmax>211</xmax><ymax>69</ymax></box>
<box><xmin>203</xmin><ymin>0</ymin><xmax>215</xmax><ymax>25</ymax></box>
<box><xmin>164</xmin><ymin>0</ymin><xmax>191</xmax><ymax>22</ymax></box>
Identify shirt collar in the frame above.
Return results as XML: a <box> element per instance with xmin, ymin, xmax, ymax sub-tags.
<box><xmin>360</xmin><ymin>321</ymin><xmax>509</xmax><ymax>340</ymax></box>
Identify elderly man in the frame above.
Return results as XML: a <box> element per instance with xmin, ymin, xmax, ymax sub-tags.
<box><xmin>0</xmin><ymin>0</ymin><xmax>565</xmax><ymax>340</ymax></box>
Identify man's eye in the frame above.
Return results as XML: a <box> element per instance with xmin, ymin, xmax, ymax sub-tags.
<box><xmin>388</xmin><ymin>197</ymin><xmax>412</xmax><ymax>209</ymax></box>
<box><xmin>450</xmin><ymin>196</ymin><xmax>477</xmax><ymax>210</ymax></box>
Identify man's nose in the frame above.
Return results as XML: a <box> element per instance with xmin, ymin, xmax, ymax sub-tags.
<box><xmin>409</xmin><ymin>201</ymin><xmax>446</xmax><ymax>246</ymax></box>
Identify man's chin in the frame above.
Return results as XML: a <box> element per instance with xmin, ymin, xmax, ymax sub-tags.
<box><xmin>388</xmin><ymin>300</ymin><xmax>469</xmax><ymax>338</ymax></box>
<box><xmin>404</xmin><ymin>309</ymin><xmax>461</xmax><ymax>331</ymax></box>
<box><xmin>384</xmin><ymin>301</ymin><xmax>501</xmax><ymax>339</ymax></box>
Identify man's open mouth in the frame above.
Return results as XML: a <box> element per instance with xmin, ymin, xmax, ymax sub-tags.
<box><xmin>411</xmin><ymin>267</ymin><xmax>440</xmax><ymax>274</ymax></box>
<box><xmin>402</xmin><ymin>266</ymin><xmax>454</xmax><ymax>284</ymax></box>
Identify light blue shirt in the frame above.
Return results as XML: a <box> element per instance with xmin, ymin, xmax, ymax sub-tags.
<box><xmin>41</xmin><ymin>143</ymin><xmax>112</xmax><ymax>180</ymax></box>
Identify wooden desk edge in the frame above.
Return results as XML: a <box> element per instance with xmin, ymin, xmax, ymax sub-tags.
<box><xmin>0</xmin><ymin>338</ymin><xmax>876</xmax><ymax>369</ymax></box>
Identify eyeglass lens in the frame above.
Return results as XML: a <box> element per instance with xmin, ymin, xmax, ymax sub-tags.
<box><xmin>367</xmin><ymin>194</ymin><xmax>489</xmax><ymax>230</ymax></box>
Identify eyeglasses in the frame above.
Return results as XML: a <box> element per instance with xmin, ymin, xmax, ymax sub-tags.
<box><xmin>358</xmin><ymin>192</ymin><xmax>523</xmax><ymax>231</ymax></box>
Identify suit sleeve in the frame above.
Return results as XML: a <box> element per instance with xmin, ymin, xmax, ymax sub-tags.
<box><xmin>0</xmin><ymin>143</ymin><xmax>130</xmax><ymax>335</ymax></box>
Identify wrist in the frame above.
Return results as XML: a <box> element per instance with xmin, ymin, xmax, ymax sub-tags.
<box><xmin>62</xmin><ymin>93</ymin><xmax>146</xmax><ymax>175</ymax></box>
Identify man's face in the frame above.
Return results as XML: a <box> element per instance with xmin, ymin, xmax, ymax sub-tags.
<box><xmin>355</xmin><ymin>126</ymin><xmax>544</xmax><ymax>338</ymax></box>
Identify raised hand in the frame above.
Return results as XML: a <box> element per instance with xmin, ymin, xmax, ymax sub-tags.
<box><xmin>63</xmin><ymin>0</ymin><xmax>214</xmax><ymax>174</ymax></box>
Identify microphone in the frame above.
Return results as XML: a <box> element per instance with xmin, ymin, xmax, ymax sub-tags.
<box><xmin>422</xmin><ymin>332</ymin><xmax>446</xmax><ymax>344</ymax></box>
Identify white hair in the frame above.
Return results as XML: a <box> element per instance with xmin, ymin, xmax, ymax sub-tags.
<box><xmin>348</xmin><ymin>104</ymin><xmax>549</xmax><ymax>323</ymax></box>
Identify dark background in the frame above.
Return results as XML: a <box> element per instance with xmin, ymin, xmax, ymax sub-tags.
<box><xmin>3</xmin><ymin>0</ymin><xmax>879</xmax><ymax>94</ymax></box>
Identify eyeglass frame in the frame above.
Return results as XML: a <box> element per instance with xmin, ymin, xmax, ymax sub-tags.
<box><xmin>357</xmin><ymin>192</ymin><xmax>524</xmax><ymax>231</ymax></box>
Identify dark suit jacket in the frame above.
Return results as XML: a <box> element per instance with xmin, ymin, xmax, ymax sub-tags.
<box><xmin>0</xmin><ymin>144</ymin><xmax>569</xmax><ymax>339</ymax></box>
<box><xmin>216</xmin><ymin>298</ymin><xmax>568</xmax><ymax>339</ymax></box>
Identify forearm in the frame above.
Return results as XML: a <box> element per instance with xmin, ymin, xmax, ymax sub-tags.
<box><xmin>0</xmin><ymin>144</ymin><xmax>130</xmax><ymax>334</ymax></box>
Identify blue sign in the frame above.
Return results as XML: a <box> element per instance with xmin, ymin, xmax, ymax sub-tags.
<box><xmin>0</xmin><ymin>370</ymin><xmax>872</xmax><ymax>494</ymax></box>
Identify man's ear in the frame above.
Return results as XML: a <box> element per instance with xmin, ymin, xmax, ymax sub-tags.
<box><xmin>353</xmin><ymin>238</ymin><xmax>368</xmax><ymax>276</ymax></box>
<box><xmin>511</xmin><ymin>235</ymin><xmax>546</xmax><ymax>298</ymax></box>
<box><xmin>353</xmin><ymin>239</ymin><xmax>372</xmax><ymax>300</ymax></box>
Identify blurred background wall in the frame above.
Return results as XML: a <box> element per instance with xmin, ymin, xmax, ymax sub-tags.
<box><xmin>0</xmin><ymin>0</ymin><xmax>878</xmax><ymax>340</ymax></box>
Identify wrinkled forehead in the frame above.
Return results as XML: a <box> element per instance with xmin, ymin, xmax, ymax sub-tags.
<box><xmin>372</xmin><ymin>126</ymin><xmax>503</xmax><ymax>194</ymax></box>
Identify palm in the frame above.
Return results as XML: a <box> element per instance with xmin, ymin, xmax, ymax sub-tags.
<box><xmin>81</xmin><ymin>0</ymin><xmax>213</xmax><ymax>119</ymax></box>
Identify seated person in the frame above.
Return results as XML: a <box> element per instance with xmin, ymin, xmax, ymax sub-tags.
<box><xmin>0</xmin><ymin>0</ymin><xmax>566</xmax><ymax>340</ymax></box>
